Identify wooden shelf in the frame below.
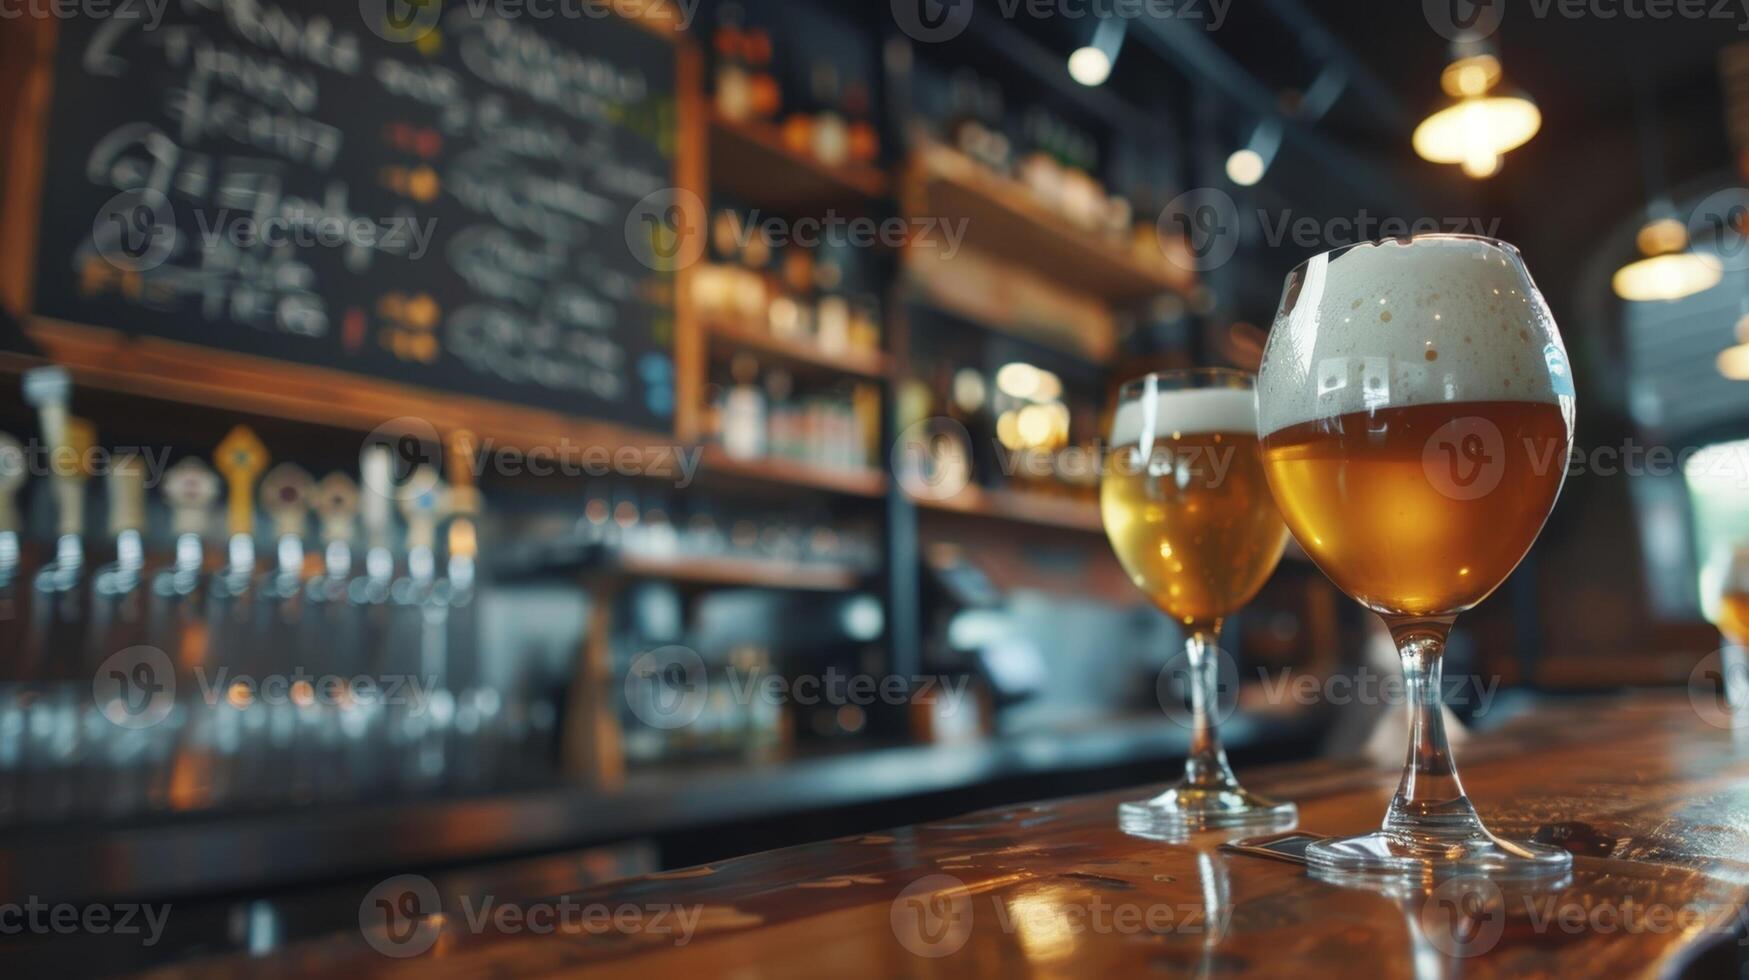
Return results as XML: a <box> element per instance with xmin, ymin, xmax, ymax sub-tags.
<box><xmin>905</xmin><ymin>144</ymin><xmax>1189</xmax><ymax>305</ymax></box>
<box><xmin>703</xmin><ymin>317</ymin><xmax>891</xmax><ymax>380</ymax></box>
<box><xmin>2</xmin><ymin>319</ymin><xmax>689</xmax><ymax>467</ymax></box>
<box><xmin>911</xmin><ymin>484</ymin><xmax>1103</xmax><ymax>533</ymax></box>
<box><xmin>615</xmin><ymin>552</ymin><xmax>863</xmax><ymax>591</ymax></box>
<box><xmin>707</xmin><ymin>112</ymin><xmax>888</xmax><ymax>211</ymax></box>
<box><xmin>700</xmin><ymin>445</ymin><xmax>887</xmax><ymax>498</ymax></box>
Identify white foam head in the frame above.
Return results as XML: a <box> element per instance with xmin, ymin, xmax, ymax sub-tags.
<box><xmin>1257</xmin><ymin>236</ymin><xmax>1572</xmax><ymax>435</ymax></box>
<box><xmin>1110</xmin><ymin>386</ymin><xmax>1256</xmax><ymax>446</ymax></box>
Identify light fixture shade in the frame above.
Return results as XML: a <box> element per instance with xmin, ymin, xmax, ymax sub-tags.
<box><xmin>1612</xmin><ymin>251</ymin><xmax>1724</xmax><ymax>302</ymax></box>
<box><xmin>1413</xmin><ymin>93</ymin><xmax>1542</xmax><ymax>168</ymax></box>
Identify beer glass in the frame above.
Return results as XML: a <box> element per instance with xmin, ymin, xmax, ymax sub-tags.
<box><xmin>1102</xmin><ymin>369</ymin><xmax>1295</xmax><ymax>830</ymax></box>
<box><xmin>1714</xmin><ymin>546</ymin><xmax>1749</xmax><ymax>648</ymax></box>
<box><xmin>1703</xmin><ymin>545</ymin><xmax>1749</xmax><ymax>726</ymax></box>
<box><xmin>1257</xmin><ymin>235</ymin><xmax>1575</xmax><ymax>878</ymax></box>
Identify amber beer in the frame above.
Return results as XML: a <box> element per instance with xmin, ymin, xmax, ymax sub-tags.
<box><xmin>1262</xmin><ymin>399</ymin><xmax>1569</xmax><ymax>616</ymax></box>
<box><xmin>1719</xmin><ymin>590</ymin><xmax>1749</xmax><ymax>646</ymax></box>
<box><xmin>1102</xmin><ymin>389</ymin><xmax>1288</xmax><ymax>626</ymax></box>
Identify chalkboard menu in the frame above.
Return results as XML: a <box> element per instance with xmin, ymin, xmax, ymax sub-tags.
<box><xmin>28</xmin><ymin>5</ymin><xmax>680</xmax><ymax>431</ymax></box>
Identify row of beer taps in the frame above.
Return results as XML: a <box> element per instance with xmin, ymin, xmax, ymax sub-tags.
<box><xmin>0</xmin><ymin>367</ymin><xmax>532</xmax><ymax>825</ymax></box>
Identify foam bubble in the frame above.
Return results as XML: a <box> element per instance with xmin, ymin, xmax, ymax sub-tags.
<box><xmin>1257</xmin><ymin>236</ymin><xmax>1569</xmax><ymax>435</ymax></box>
<box><xmin>1110</xmin><ymin>387</ymin><xmax>1256</xmax><ymax>445</ymax></box>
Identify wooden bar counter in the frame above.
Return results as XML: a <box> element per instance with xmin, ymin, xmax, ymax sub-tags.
<box><xmin>143</xmin><ymin>698</ymin><xmax>1749</xmax><ymax>978</ymax></box>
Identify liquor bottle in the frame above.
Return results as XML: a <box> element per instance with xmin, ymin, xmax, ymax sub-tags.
<box><xmin>745</xmin><ymin>22</ymin><xmax>781</xmax><ymax>120</ymax></box>
<box><xmin>713</xmin><ymin>3</ymin><xmax>753</xmax><ymax>122</ymax></box>
<box><xmin>845</xmin><ymin>80</ymin><xmax>880</xmax><ymax>167</ymax></box>
<box><xmin>721</xmin><ymin>354</ymin><xmax>768</xmax><ymax>460</ymax></box>
<box><xmin>813</xmin><ymin>247</ymin><xmax>850</xmax><ymax>355</ymax></box>
<box><xmin>810</xmin><ymin>61</ymin><xmax>849</xmax><ymax>167</ymax></box>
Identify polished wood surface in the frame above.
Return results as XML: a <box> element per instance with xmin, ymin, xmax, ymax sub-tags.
<box><xmin>136</xmin><ymin>697</ymin><xmax>1749</xmax><ymax>978</ymax></box>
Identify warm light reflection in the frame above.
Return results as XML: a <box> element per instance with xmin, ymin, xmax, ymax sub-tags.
<box><xmin>1003</xmin><ymin>887</ymin><xmax>1082</xmax><ymax>963</ymax></box>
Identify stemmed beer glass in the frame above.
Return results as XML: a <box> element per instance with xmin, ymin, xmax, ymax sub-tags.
<box><xmin>1256</xmin><ymin>235</ymin><xmax>1576</xmax><ymax>878</ymax></box>
<box><xmin>1101</xmin><ymin>369</ymin><xmax>1295</xmax><ymax>831</ymax></box>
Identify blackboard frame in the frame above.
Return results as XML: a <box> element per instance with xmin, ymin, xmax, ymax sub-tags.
<box><xmin>0</xmin><ymin>5</ymin><xmax>706</xmax><ymax>454</ymax></box>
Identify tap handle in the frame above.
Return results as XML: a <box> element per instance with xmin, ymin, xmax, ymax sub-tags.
<box><xmin>0</xmin><ymin>432</ymin><xmax>24</xmax><ymax>535</ymax></box>
<box><xmin>108</xmin><ymin>452</ymin><xmax>147</xmax><ymax>535</ymax></box>
<box><xmin>360</xmin><ymin>444</ymin><xmax>393</xmax><ymax>551</ymax></box>
<box><xmin>261</xmin><ymin>463</ymin><xmax>314</xmax><ymax>540</ymax></box>
<box><xmin>314</xmin><ymin>472</ymin><xmax>359</xmax><ymax>545</ymax></box>
<box><xmin>398</xmin><ymin>467</ymin><xmax>450</xmax><ymax>552</ymax></box>
<box><xmin>163</xmin><ymin>457</ymin><xmax>219</xmax><ymax>539</ymax></box>
<box><xmin>213</xmin><ymin>426</ymin><xmax>268</xmax><ymax>538</ymax></box>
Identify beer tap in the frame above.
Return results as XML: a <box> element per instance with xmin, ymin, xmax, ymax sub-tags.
<box><xmin>209</xmin><ymin>426</ymin><xmax>268</xmax><ymax>805</ymax></box>
<box><xmin>0</xmin><ymin>431</ymin><xmax>23</xmax><ymax>637</ymax></box>
<box><xmin>391</xmin><ymin>466</ymin><xmax>450</xmax><ymax>789</ymax></box>
<box><xmin>90</xmin><ymin>453</ymin><xmax>149</xmax><ymax>815</ymax></box>
<box><xmin>22</xmin><ymin>367</ymin><xmax>91</xmax><ymax>819</ymax></box>
<box><xmin>258</xmin><ymin>463</ymin><xmax>313</xmax><ymax>802</ymax></box>
<box><xmin>0</xmin><ymin>432</ymin><xmax>28</xmax><ymax>817</ymax></box>
<box><xmin>307</xmin><ymin>472</ymin><xmax>360</xmax><ymax>799</ymax></box>
<box><xmin>22</xmin><ymin>368</ymin><xmax>86</xmax><ymax>681</ymax></box>
<box><xmin>352</xmin><ymin>445</ymin><xmax>398</xmax><ymax>793</ymax></box>
<box><xmin>92</xmin><ymin>454</ymin><xmax>148</xmax><ymax>654</ymax></box>
<box><xmin>309</xmin><ymin>473</ymin><xmax>362</xmax><ymax>680</ymax></box>
<box><xmin>445</xmin><ymin>431</ymin><xmax>491</xmax><ymax>786</ymax></box>
<box><xmin>152</xmin><ymin>459</ymin><xmax>219</xmax><ymax>667</ymax></box>
<box><xmin>151</xmin><ymin>457</ymin><xmax>218</xmax><ymax>812</ymax></box>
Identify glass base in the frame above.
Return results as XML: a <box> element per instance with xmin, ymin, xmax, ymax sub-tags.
<box><xmin>1118</xmin><ymin>783</ymin><xmax>1297</xmax><ymax>835</ymax></box>
<box><xmin>1307</xmin><ymin>829</ymin><xmax>1571</xmax><ymax>883</ymax></box>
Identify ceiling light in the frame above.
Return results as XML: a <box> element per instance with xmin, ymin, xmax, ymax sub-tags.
<box><xmin>1225</xmin><ymin>121</ymin><xmax>1282</xmax><ymax>187</ymax></box>
<box><xmin>1068</xmin><ymin>47</ymin><xmax>1112</xmax><ymax>87</ymax></box>
<box><xmin>1413</xmin><ymin>94</ymin><xmax>1540</xmax><ymax>172</ymax></box>
<box><xmin>1226</xmin><ymin>149</ymin><xmax>1264</xmax><ymax>186</ymax></box>
<box><xmin>1441</xmin><ymin>53</ymin><xmax>1501</xmax><ymax>98</ymax></box>
<box><xmin>1613</xmin><ymin>218</ymin><xmax>1723</xmax><ymax>302</ymax></box>
<box><xmin>1719</xmin><ymin>343</ymin><xmax>1749</xmax><ymax>380</ymax></box>
<box><xmin>1068</xmin><ymin>17</ymin><xmax>1125</xmax><ymax>88</ymax></box>
<box><xmin>1414</xmin><ymin>39</ymin><xmax>1539</xmax><ymax>179</ymax></box>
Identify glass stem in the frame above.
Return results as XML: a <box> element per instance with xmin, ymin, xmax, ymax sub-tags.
<box><xmin>1182</xmin><ymin>622</ymin><xmax>1239</xmax><ymax>789</ymax></box>
<box><xmin>1381</xmin><ymin>615</ymin><xmax>1482</xmax><ymax>840</ymax></box>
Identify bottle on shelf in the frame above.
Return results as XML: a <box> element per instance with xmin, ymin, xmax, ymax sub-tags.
<box><xmin>810</xmin><ymin>61</ymin><xmax>849</xmax><ymax>168</ymax></box>
<box><xmin>845</xmin><ymin>80</ymin><xmax>880</xmax><ymax>167</ymax></box>
<box><xmin>713</xmin><ymin>2</ymin><xmax>753</xmax><ymax>123</ymax></box>
<box><xmin>720</xmin><ymin>353</ymin><xmax>769</xmax><ymax>461</ymax></box>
